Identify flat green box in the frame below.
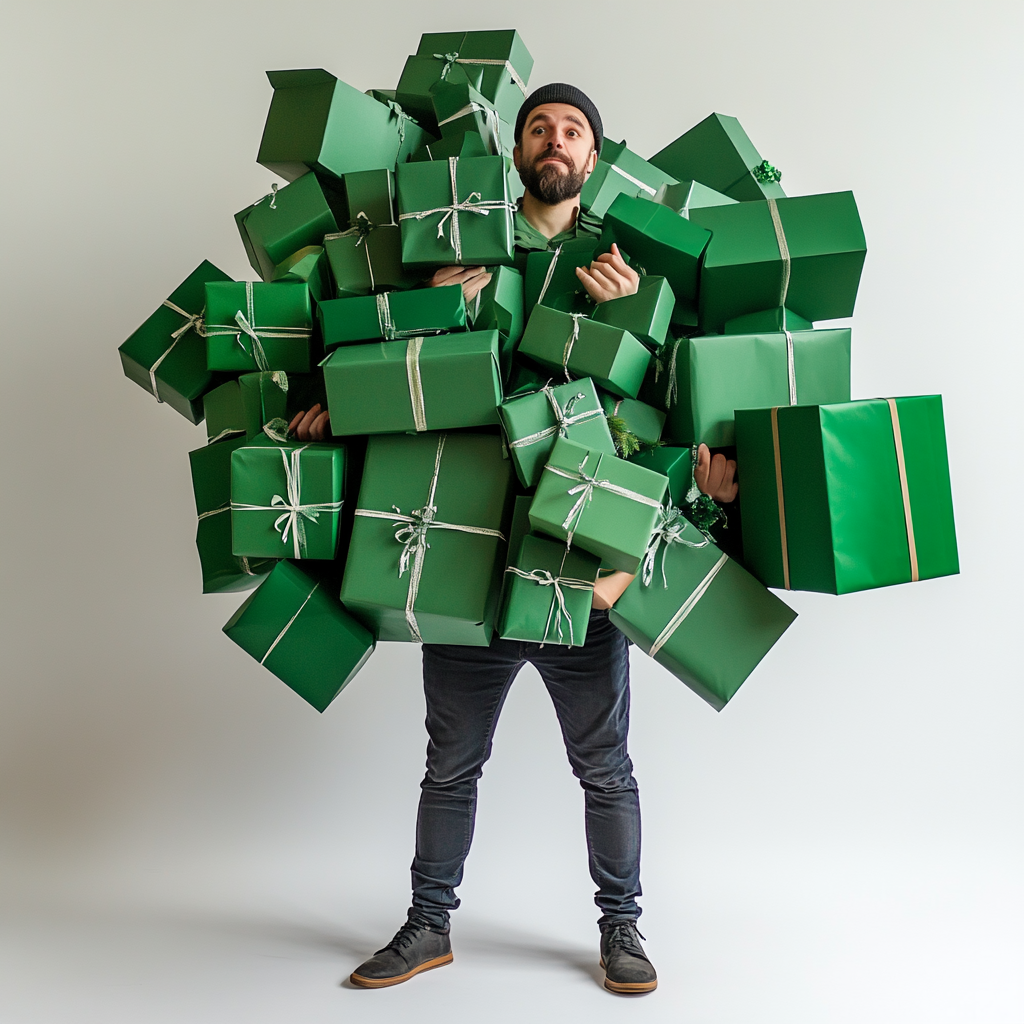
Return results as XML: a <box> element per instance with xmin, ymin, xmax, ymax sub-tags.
<box><xmin>119</xmin><ymin>260</ymin><xmax>232</xmax><ymax>423</ymax></box>
<box><xmin>735</xmin><ymin>397</ymin><xmax>959</xmax><ymax>594</ymax></box>
<box><xmin>224</xmin><ymin>560</ymin><xmax>375</xmax><ymax>713</ymax></box>
<box><xmin>204</xmin><ymin>371</ymin><xmax>290</xmax><ymax>443</ymax></box>
<box><xmin>524</xmin><ymin>237</ymin><xmax>599</xmax><ymax>315</ymax></box>
<box><xmin>580</xmin><ymin>139</ymin><xmax>677</xmax><ymax>219</ymax></box>
<box><xmin>529</xmin><ymin>437</ymin><xmax>668</xmax><ymax>573</ymax></box>
<box><xmin>340</xmin><ymin>432</ymin><xmax>516</xmax><ymax>644</ymax></box>
<box><xmin>600</xmin><ymin>393</ymin><xmax>666</xmax><ymax>445</ymax></box>
<box><xmin>322</xmin><ymin>331</ymin><xmax>502</xmax><ymax>436</ymax></box>
<box><xmin>318</xmin><ymin>284</ymin><xmax>466</xmax><ymax>348</ymax></box>
<box><xmin>270</xmin><ymin>246</ymin><xmax>333</xmax><ymax>304</ymax></box>
<box><xmin>323</xmin><ymin>224</ymin><xmax>418</xmax><ymax>298</ymax></box>
<box><xmin>592</xmin><ymin>275</ymin><xmax>675</xmax><ymax>350</ymax></box>
<box><xmin>341</xmin><ymin>168</ymin><xmax>396</xmax><ymax>227</ymax></box>
<box><xmin>655</xmin><ymin>178</ymin><xmax>738</xmax><ymax>218</ymax></box>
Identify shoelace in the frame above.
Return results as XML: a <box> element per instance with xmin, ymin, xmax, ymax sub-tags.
<box><xmin>376</xmin><ymin>919</ymin><xmax>428</xmax><ymax>955</ymax></box>
<box><xmin>604</xmin><ymin>922</ymin><xmax>648</xmax><ymax>958</ymax></box>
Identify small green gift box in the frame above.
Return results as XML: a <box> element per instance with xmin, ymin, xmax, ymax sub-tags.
<box><xmin>223</xmin><ymin>560</ymin><xmax>375</xmax><ymax>713</ymax></box>
<box><xmin>318</xmin><ymin>284</ymin><xmax>466</xmax><ymax>348</ymax></box>
<box><xmin>119</xmin><ymin>260</ymin><xmax>232</xmax><ymax>423</ymax></box>
<box><xmin>323</xmin><ymin>223</ymin><xmax>418</xmax><ymax>299</ymax></box>
<box><xmin>397</xmin><ymin>154</ymin><xmax>518</xmax><ymax>269</ymax></box>
<box><xmin>524</xmin><ymin>237</ymin><xmax>599</xmax><ymax>315</ymax></box>
<box><xmin>689</xmin><ymin>191</ymin><xmax>867</xmax><ymax>332</ymax></box>
<box><xmin>270</xmin><ymin>246</ymin><xmax>333</xmax><ymax>304</ymax></box>
<box><xmin>600</xmin><ymin>392</ymin><xmax>666</xmax><ymax>449</ymax></box>
<box><xmin>190</xmin><ymin>437</ymin><xmax>275</xmax><ymax>594</ymax></box>
<box><xmin>592</xmin><ymin>275</ymin><xmax>675</xmax><ymax>350</ymax></box>
<box><xmin>580</xmin><ymin>139</ymin><xmax>677</xmax><ymax>219</ymax></box>
<box><xmin>650</xmin><ymin>112</ymin><xmax>787</xmax><ymax>203</ymax></box>
<box><xmin>517</xmin><ymin>304</ymin><xmax>651</xmax><ymax>399</ymax></box>
<box><xmin>628</xmin><ymin>446</ymin><xmax>695</xmax><ymax>507</ymax></box>
<box><xmin>341</xmin><ymin>168</ymin><xmax>396</xmax><ymax>227</ymax></box>
<box><xmin>340</xmin><ymin>431</ymin><xmax>515</xmax><ymax>644</ymax></box>
<box><xmin>231</xmin><ymin>436</ymin><xmax>346</xmax><ymax>561</ymax></box>
<box><xmin>204</xmin><ymin>371</ymin><xmax>290</xmax><ymax>444</ymax></box>
<box><xmin>655</xmin><ymin>178</ymin><xmax>738</xmax><ymax>218</ymax></box>
<box><xmin>610</xmin><ymin>514</ymin><xmax>797</xmax><ymax>710</ymax></box>
<box><xmin>322</xmin><ymin>331</ymin><xmax>502</xmax><ymax>436</ymax></box>
<box><xmin>498</xmin><ymin>534</ymin><xmax>600</xmax><ymax>646</ymax></box>
<box><xmin>432</xmin><ymin>80</ymin><xmax>513</xmax><ymax>157</ymax></box>
<box><xmin>735</xmin><ymin>396</ymin><xmax>959</xmax><ymax>594</ymax></box>
<box><xmin>205</xmin><ymin>281</ymin><xmax>313</xmax><ymax>373</ymax></box>
<box><xmin>499</xmin><ymin>377</ymin><xmax>616</xmax><ymax>489</ymax></box>
<box><xmin>529</xmin><ymin>437</ymin><xmax>669</xmax><ymax>573</ymax></box>
<box><xmin>469</xmin><ymin>265</ymin><xmax>524</xmax><ymax>370</ymax></box>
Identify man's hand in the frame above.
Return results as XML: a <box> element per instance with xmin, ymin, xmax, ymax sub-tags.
<box><xmin>427</xmin><ymin>265</ymin><xmax>493</xmax><ymax>303</ymax></box>
<box><xmin>288</xmin><ymin>404</ymin><xmax>330</xmax><ymax>441</ymax></box>
<box><xmin>576</xmin><ymin>243</ymin><xmax>639</xmax><ymax>304</ymax></box>
<box><xmin>694</xmin><ymin>443</ymin><xmax>738</xmax><ymax>503</ymax></box>
<box><xmin>592</xmin><ymin>570</ymin><xmax>636</xmax><ymax>610</ymax></box>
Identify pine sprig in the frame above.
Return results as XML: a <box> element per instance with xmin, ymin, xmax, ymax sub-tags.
<box><xmin>606</xmin><ymin>416</ymin><xmax>664</xmax><ymax>459</ymax></box>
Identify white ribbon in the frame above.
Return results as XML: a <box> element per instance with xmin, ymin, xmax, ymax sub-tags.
<box><xmin>325</xmin><ymin>214</ymin><xmax>380</xmax><ymax>289</ymax></box>
<box><xmin>437</xmin><ymin>101</ymin><xmax>503</xmax><ymax>153</ymax></box>
<box><xmin>648</xmin><ymin>553</ymin><xmax>728</xmax><ymax>658</ymax></box>
<box><xmin>507</xmin><ymin>384</ymin><xmax>604</xmax><ymax>449</ymax></box>
<box><xmin>205</xmin><ymin>282</ymin><xmax>312</xmax><ymax>372</ymax></box>
<box><xmin>374</xmin><ymin>292</ymin><xmax>448</xmax><ymax>342</ymax></box>
<box><xmin>639</xmin><ymin>503</ymin><xmax>710</xmax><ymax>589</ymax></box>
<box><xmin>148</xmin><ymin>299</ymin><xmax>206</xmax><ymax>401</ymax></box>
<box><xmin>766</xmin><ymin>198</ymin><xmax>791</xmax><ymax>308</ymax></box>
<box><xmin>255</xmin><ymin>183</ymin><xmax>279</xmax><ymax>210</ymax></box>
<box><xmin>433</xmin><ymin>51</ymin><xmax>528</xmax><ymax>94</ymax></box>
<box><xmin>504</xmin><ymin>565</ymin><xmax>594</xmax><ymax>646</ymax></box>
<box><xmin>607</xmin><ymin>163</ymin><xmax>657</xmax><ymax>197</ymax></box>
<box><xmin>561</xmin><ymin>312</ymin><xmax>587</xmax><ymax>381</ymax></box>
<box><xmin>784</xmin><ymin>328</ymin><xmax>797</xmax><ymax>406</ymax></box>
<box><xmin>537</xmin><ymin>244</ymin><xmax>563</xmax><ymax>306</ymax></box>
<box><xmin>406</xmin><ymin>337</ymin><xmax>428</xmax><ymax>432</ymax></box>
<box><xmin>197</xmin><ymin>502</ymin><xmax>229</xmax><ymax>521</ymax></box>
<box><xmin>260</xmin><ymin>581</ymin><xmax>319</xmax><ymax>664</ymax></box>
<box><xmin>653</xmin><ymin>337</ymin><xmax>682</xmax><ymax>408</ymax></box>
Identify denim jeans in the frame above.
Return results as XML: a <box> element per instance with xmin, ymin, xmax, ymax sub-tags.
<box><xmin>410</xmin><ymin>609</ymin><xmax>641</xmax><ymax>928</ymax></box>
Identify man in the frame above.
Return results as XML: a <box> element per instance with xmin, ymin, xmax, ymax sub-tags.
<box><xmin>290</xmin><ymin>84</ymin><xmax>737</xmax><ymax>994</ymax></box>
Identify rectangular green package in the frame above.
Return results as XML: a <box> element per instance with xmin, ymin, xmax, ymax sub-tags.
<box><xmin>432</xmin><ymin>80</ymin><xmax>513</xmax><ymax>157</ymax></box>
<box><xmin>322</xmin><ymin>331</ymin><xmax>503</xmax><ymax>436</ymax></box>
<box><xmin>600</xmin><ymin>392</ymin><xmax>666</xmax><ymax>447</ymax></box>
<box><xmin>119</xmin><ymin>260</ymin><xmax>232</xmax><ymax>423</ymax></box>
<box><xmin>592</xmin><ymin>275</ymin><xmax>675</xmax><ymax>350</ymax></box>
<box><xmin>469</xmin><ymin>265</ymin><xmax>524</xmax><ymax>374</ymax></box>
<box><xmin>231</xmin><ymin>435</ymin><xmax>346</xmax><ymax>560</ymax></box>
<box><xmin>580</xmin><ymin>139</ymin><xmax>678</xmax><ymax>219</ymax></box>
<box><xmin>223</xmin><ymin>560</ymin><xmax>375</xmax><ymax>712</ymax></box>
<box><xmin>204</xmin><ymin>371</ymin><xmax>290</xmax><ymax>443</ymax></box>
<box><xmin>318</xmin><ymin>284</ymin><xmax>466</xmax><ymax>348</ymax></box>
<box><xmin>734</xmin><ymin>396</ymin><xmax>959</xmax><ymax>594</ymax></box>
<box><xmin>524</xmin><ymin>237</ymin><xmax>599</xmax><ymax>315</ymax></box>
<box><xmin>517</xmin><ymin>304</ymin><xmax>651</xmax><ymax>399</ymax></box>
<box><xmin>499</xmin><ymin>377</ymin><xmax>616</xmax><ymax>489</ymax></box>
<box><xmin>323</xmin><ymin>224</ymin><xmax>418</xmax><ymax>298</ymax></box>
<box><xmin>529</xmin><ymin>436</ymin><xmax>668</xmax><ymax>573</ymax></box>
<box><xmin>609</xmin><ymin>520</ymin><xmax>797</xmax><ymax>710</ymax></box>
<box><xmin>340</xmin><ymin>432</ymin><xmax>516</xmax><ymax>644</ymax></box>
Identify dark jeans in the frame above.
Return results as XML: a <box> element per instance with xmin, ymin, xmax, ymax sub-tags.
<box><xmin>410</xmin><ymin>609</ymin><xmax>641</xmax><ymax>928</ymax></box>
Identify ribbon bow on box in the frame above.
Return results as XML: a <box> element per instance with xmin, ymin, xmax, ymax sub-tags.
<box><xmin>504</xmin><ymin>565</ymin><xmax>595</xmax><ymax>647</ymax></box>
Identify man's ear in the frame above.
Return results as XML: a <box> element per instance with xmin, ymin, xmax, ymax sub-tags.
<box><xmin>512</xmin><ymin>144</ymin><xmax>521</xmax><ymax>171</ymax></box>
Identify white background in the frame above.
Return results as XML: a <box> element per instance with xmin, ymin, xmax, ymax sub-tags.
<box><xmin>1</xmin><ymin>1</ymin><xmax>1021</xmax><ymax>1021</ymax></box>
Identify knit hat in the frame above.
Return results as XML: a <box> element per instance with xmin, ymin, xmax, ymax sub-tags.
<box><xmin>513</xmin><ymin>83</ymin><xmax>603</xmax><ymax>156</ymax></box>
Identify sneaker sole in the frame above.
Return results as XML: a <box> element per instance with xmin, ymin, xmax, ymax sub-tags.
<box><xmin>600</xmin><ymin>957</ymin><xmax>658</xmax><ymax>994</ymax></box>
<box><xmin>349</xmin><ymin>952</ymin><xmax>453</xmax><ymax>989</ymax></box>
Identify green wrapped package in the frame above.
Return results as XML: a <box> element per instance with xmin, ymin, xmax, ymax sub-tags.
<box><xmin>580</xmin><ymin>139</ymin><xmax>677</xmax><ymax>219</ymax></box>
<box><xmin>517</xmin><ymin>304</ymin><xmax>651</xmax><ymax>399</ymax></box>
<box><xmin>600</xmin><ymin>392</ymin><xmax>666</xmax><ymax>449</ymax></box>
<box><xmin>592</xmin><ymin>275</ymin><xmax>675</xmax><ymax>350</ymax></box>
<box><xmin>411</xmin><ymin>129</ymin><xmax>491</xmax><ymax>162</ymax></box>
<box><xmin>628</xmin><ymin>446</ymin><xmax>694</xmax><ymax>507</ymax></box>
<box><xmin>205</xmin><ymin>281</ymin><xmax>313</xmax><ymax>373</ymax></box>
<box><xmin>397</xmin><ymin>155</ymin><xmax>518</xmax><ymax>269</ymax></box>
<box><xmin>318</xmin><ymin>284</ymin><xmax>466</xmax><ymax>348</ymax></box>
<box><xmin>189</xmin><ymin>437</ymin><xmax>275</xmax><ymax>594</ymax></box>
<box><xmin>655</xmin><ymin>178</ymin><xmax>738</xmax><ymax>218</ymax></box>
<box><xmin>649</xmin><ymin>112</ymin><xmax>787</xmax><ymax>203</ymax></box>
<box><xmin>529</xmin><ymin>437</ymin><xmax>669</xmax><ymax>572</ymax></box>
<box><xmin>341</xmin><ymin>168</ymin><xmax>396</xmax><ymax>226</ymax></box>
<box><xmin>204</xmin><ymin>371</ymin><xmax>290</xmax><ymax>444</ymax></box>
<box><xmin>499</xmin><ymin>378</ymin><xmax>616</xmax><ymax>488</ymax></box>
<box><xmin>735</xmin><ymin>396</ymin><xmax>959</xmax><ymax>594</ymax></box>
<box><xmin>610</xmin><ymin>513</ymin><xmax>796</xmax><ymax>710</ymax></box>
<box><xmin>469</xmin><ymin>265</ymin><xmax>524</xmax><ymax>373</ymax></box>
<box><xmin>646</xmin><ymin>328</ymin><xmax>851</xmax><ymax>447</ymax></box>
<box><xmin>524</xmin><ymin>237</ymin><xmax>599</xmax><ymax>315</ymax></box>
<box><xmin>231</xmin><ymin>435</ymin><xmax>346</xmax><ymax>560</ymax></box>
<box><xmin>498</xmin><ymin>534</ymin><xmax>600</xmax><ymax>646</ymax></box>
<box><xmin>689</xmin><ymin>192</ymin><xmax>866</xmax><ymax>332</ymax></box>
<box><xmin>323</xmin><ymin>223</ymin><xmax>418</xmax><ymax>298</ymax></box>
<box><xmin>223</xmin><ymin>560</ymin><xmax>375</xmax><ymax>713</ymax></box>
<box><xmin>432</xmin><ymin>80</ymin><xmax>513</xmax><ymax>157</ymax></box>
<box><xmin>119</xmin><ymin>260</ymin><xmax>233</xmax><ymax>423</ymax></box>
<box><xmin>257</xmin><ymin>69</ymin><xmax>432</xmax><ymax>181</ymax></box>
<box><xmin>340</xmin><ymin>432</ymin><xmax>515</xmax><ymax>644</ymax></box>
<box><xmin>270</xmin><ymin>246</ymin><xmax>333</xmax><ymax>304</ymax></box>
<box><xmin>723</xmin><ymin>307</ymin><xmax>812</xmax><ymax>334</ymax></box>
<box><xmin>322</xmin><ymin>331</ymin><xmax>502</xmax><ymax>436</ymax></box>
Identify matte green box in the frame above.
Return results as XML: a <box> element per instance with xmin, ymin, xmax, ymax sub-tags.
<box><xmin>655</xmin><ymin>178</ymin><xmax>738</xmax><ymax>218</ymax></box>
<box><xmin>592</xmin><ymin>275</ymin><xmax>675</xmax><ymax>350</ymax></box>
<box><xmin>600</xmin><ymin>392</ymin><xmax>666</xmax><ymax>445</ymax></box>
<box><xmin>270</xmin><ymin>245</ymin><xmax>333</xmax><ymax>304</ymax></box>
<box><xmin>318</xmin><ymin>284</ymin><xmax>466</xmax><ymax>348</ymax></box>
<box><xmin>204</xmin><ymin>371</ymin><xmax>290</xmax><ymax>443</ymax></box>
<box><xmin>432</xmin><ymin>80</ymin><xmax>513</xmax><ymax>157</ymax></box>
<box><xmin>341</xmin><ymin>168</ymin><xmax>396</xmax><ymax>227</ymax></box>
<box><xmin>323</xmin><ymin>224</ymin><xmax>418</xmax><ymax>298</ymax></box>
<box><xmin>524</xmin><ymin>237</ymin><xmax>599</xmax><ymax>315</ymax></box>
<box><xmin>628</xmin><ymin>446</ymin><xmax>694</xmax><ymax>507</ymax></box>
<box><xmin>469</xmin><ymin>264</ymin><xmax>524</xmax><ymax>374</ymax></box>
<box><xmin>580</xmin><ymin>139</ymin><xmax>677</xmax><ymax>220</ymax></box>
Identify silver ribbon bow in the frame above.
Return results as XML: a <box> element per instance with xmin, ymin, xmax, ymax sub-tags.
<box><xmin>504</xmin><ymin>566</ymin><xmax>595</xmax><ymax>646</ymax></box>
<box><xmin>148</xmin><ymin>299</ymin><xmax>206</xmax><ymax>401</ymax></box>
<box><xmin>384</xmin><ymin>100</ymin><xmax>413</xmax><ymax>145</ymax></box>
<box><xmin>256</xmin><ymin>183</ymin><xmax>279</xmax><ymax>209</ymax></box>
<box><xmin>325</xmin><ymin>213</ymin><xmax>383</xmax><ymax>290</ymax></box>
<box><xmin>639</xmin><ymin>503</ymin><xmax>710</xmax><ymax>589</ymax></box>
<box><xmin>432</xmin><ymin>50</ymin><xmax>527</xmax><ymax>94</ymax></box>
<box><xmin>508</xmin><ymin>384</ymin><xmax>604</xmax><ymax>450</ymax></box>
<box><xmin>437</xmin><ymin>101</ymin><xmax>503</xmax><ymax>153</ymax></box>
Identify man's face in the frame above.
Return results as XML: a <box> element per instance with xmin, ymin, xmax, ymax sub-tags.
<box><xmin>514</xmin><ymin>102</ymin><xmax>598</xmax><ymax>205</ymax></box>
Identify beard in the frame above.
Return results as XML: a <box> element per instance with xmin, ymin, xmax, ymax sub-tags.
<box><xmin>519</xmin><ymin>150</ymin><xmax>589</xmax><ymax>205</ymax></box>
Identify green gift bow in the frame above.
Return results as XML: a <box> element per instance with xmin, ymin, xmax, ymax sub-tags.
<box><xmin>504</xmin><ymin>565</ymin><xmax>595</xmax><ymax>646</ymax></box>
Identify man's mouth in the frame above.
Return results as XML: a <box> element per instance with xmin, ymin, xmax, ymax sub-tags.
<box><xmin>536</xmin><ymin>154</ymin><xmax>571</xmax><ymax>170</ymax></box>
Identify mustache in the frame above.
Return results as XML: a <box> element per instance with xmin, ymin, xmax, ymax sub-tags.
<box><xmin>533</xmin><ymin>150</ymin><xmax>573</xmax><ymax>171</ymax></box>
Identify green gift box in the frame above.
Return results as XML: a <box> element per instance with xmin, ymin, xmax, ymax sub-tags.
<box><xmin>190</xmin><ymin>437</ymin><xmax>275</xmax><ymax>594</ymax></box>
<box><xmin>499</xmin><ymin>378</ymin><xmax>616</xmax><ymax>489</ymax></box>
<box><xmin>592</xmin><ymin>275</ymin><xmax>675</xmax><ymax>350</ymax></box>
<box><xmin>231</xmin><ymin>436</ymin><xmax>346</xmax><ymax>561</ymax></box>
<box><xmin>609</xmin><ymin>515</ymin><xmax>797</xmax><ymax>710</ymax></box>
<box><xmin>655</xmin><ymin>178</ymin><xmax>738</xmax><ymax>218</ymax></box>
<box><xmin>628</xmin><ymin>446</ymin><xmax>695</xmax><ymax>507</ymax></box>
<box><xmin>322</xmin><ymin>331</ymin><xmax>502</xmax><ymax>436</ymax></box>
<box><xmin>498</xmin><ymin>534</ymin><xmax>600</xmax><ymax>646</ymax></box>
<box><xmin>323</xmin><ymin>224</ymin><xmax>418</xmax><ymax>298</ymax></box>
<box><xmin>517</xmin><ymin>304</ymin><xmax>651</xmax><ymax>399</ymax></box>
<box><xmin>205</xmin><ymin>281</ymin><xmax>313</xmax><ymax>373</ymax></box>
<box><xmin>723</xmin><ymin>307</ymin><xmax>813</xmax><ymax>334</ymax></box>
<box><xmin>411</xmin><ymin>129</ymin><xmax>491</xmax><ymax>162</ymax></box>
<box><xmin>340</xmin><ymin>431</ymin><xmax>515</xmax><ymax>644</ymax></box>
<box><xmin>257</xmin><ymin>69</ymin><xmax>432</xmax><ymax>181</ymax></box>
<box><xmin>529</xmin><ymin>437</ymin><xmax>669</xmax><ymax>573</ymax></box>
<box><xmin>432</xmin><ymin>80</ymin><xmax>513</xmax><ymax>157</ymax></box>
<box><xmin>689</xmin><ymin>192</ymin><xmax>867</xmax><ymax>332</ymax></box>
<box><xmin>580</xmin><ymin>139</ymin><xmax>677</xmax><ymax>219</ymax></box>
<box><xmin>469</xmin><ymin>265</ymin><xmax>524</xmax><ymax>373</ymax></box>
<box><xmin>204</xmin><ymin>371</ymin><xmax>290</xmax><ymax>444</ymax></box>
<box><xmin>397</xmin><ymin>154</ymin><xmax>518</xmax><ymax>269</ymax></box>
<box><xmin>223</xmin><ymin>560</ymin><xmax>375</xmax><ymax>712</ymax></box>
<box><xmin>524</xmin><ymin>237</ymin><xmax>599</xmax><ymax>315</ymax></box>
<box><xmin>650</xmin><ymin>112</ymin><xmax>787</xmax><ymax>203</ymax></box>
<box><xmin>600</xmin><ymin>393</ymin><xmax>666</xmax><ymax>447</ymax></box>
<box><xmin>270</xmin><ymin>246</ymin><xmax>333</xmax><ymax>304</ymax></box>
<box><xmin>318</xmin><ymin>284</ymin><xmax>466</xmax><ymax>348</ymax></box>
<box><xmin>341</xmin><ymin>168</ymin><xmax>396</xmax><ymax>227</ymax></box>
<box><xmin>735</xmin><ymin>396</ymin><xmax>959</xmax><ymax>594</ymax></box>
<box><xmin>119</xmin><ymin>260</ymin><xmax>232</xmax><ymax>423</ymax></box>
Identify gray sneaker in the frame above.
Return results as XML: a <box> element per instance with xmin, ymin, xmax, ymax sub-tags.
<box><xmin>349</xmin><ymin>916</ymin><xmax>453</xmax><ymax>989</ymax></box>
<box><xmin>599</xmin><ymin>921</ymin><xmax>658</xmax><ymax>993</ymax></box>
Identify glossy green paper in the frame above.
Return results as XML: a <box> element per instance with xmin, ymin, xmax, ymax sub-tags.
<box><xmin>580</xmin><ymin>139</ymin><xmax>677</xmax><ymax>219</ymax></box>
<box><xmin>592</xmin><ymin>276</ymin><xmax>675</xmax><ymax>350</ymax></box>
<box><xmin>318</xmin><ymin>284</ymin><xmax>466</xmax><ymax>348</ymax></box>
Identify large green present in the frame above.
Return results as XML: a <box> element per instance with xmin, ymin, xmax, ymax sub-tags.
<box><xmin>498</xmin><ymin>534</ymin><xmax>600</xmax><ymax>646</ymax></box>
<box><xmin>655</xmin><ymin>178</ymin><xmax>738</xmax><ymax>218</ymax></box>
<box><xmin>318</xmin><ymin>284</ymin><xmax>466</xmax><ymax>349</ymax></box>
<box><xmin>580</xmin><ymin>139</ymin><xmax>677</xmax><ymax>219</ymax></box>
<box><xmin>524</xmin><ymin>237</ymin><xmax>599</xmax><ymax>315</ymax></box>
<box><xmin>517</xmin><ymin>304</ymin><xmax>651</xmax><ymax>399</ymax></box>
<box><xmin>609</xmin><ymin>511</ymin><xmax>796</xmax><ymax>710</ymax></box>
<box><xmin>689</xmin><ymin>192</ymin><xmax>867</xmax><ymax>332</ymax></box>
<box><xmin>341</xmin><ymin>168</ymin><xmax>396</xmax><ymax>227</ymax></box>
<box><xmin>529</xmin><ymin>437</ymin><xmax>668</xmax><ymax>572</ymax></box>
<box><xmin>119</xmin><ymin>260</ymin><xmax>232</xmax><ymax>423</ymax></box>
<box><xmin>600</xmin><ymin>392</ymin><xmax>666</xmax><ymax>452</ymax></box>
<box><xmin>734</xmin><ymin>396</ymin><xmax>959</xmax><ymax>594</ymax></box>
<box><xmin>649</xmin><ymin>112</ymin><xmax>787</xmax><ymax>203</ymax></box>
<box><xmin>396</xmin><ymin>155</ymin><xmax>518</xmax><ymax>269</ymax></box>
<box><xmin>223</xmin><ymin>560</ymin><xmax>375</xmax><ymax>713</ymax></box>
<box><xmin>323</xmin><ymin>223</ymin><xmax>418</xmax><ymax>298</ymax></box>
<box><xmin>469</xmin><ymin>264</ymin><xmax>524</xmax><ymax>373</ymax></box>
<box><xmin>499</xmin><ymin>378</ymin><xmax>616</xmax><ymax>489</ymax></box>
<box><xmin>231</xmin><ymin>436</ymin><xmax>346</xmax><ymax>560</ymax></box>
<box><xmin>257</xmin><ymin>69</ymin><xmax>431</xmax><ymax>181</ymax></box>
<box><xmin>432</xmin><ymin>80</ymin><xmax>512</xmax><ymax>157</ymax></box>
<box><xmin>205</xmin><ymin>281</ymin><xmax>313</xmax><ymax>373</ymax></box>
<box><xmin>189</xmin><ymin>437</ymin><xmax>275</xmax><ymax>594</ymax></box>
<box><xmin>270</xmin><ymin>245</ymin><xmax>333</xmax><ymax>304</ymax></box>
<box><xmin>322</xmin><ymin>331</ymin><xmax>502</xmax><ymax>436</ymax></box>
<box><xmin>592</xmin><ymin>275</ymin><xmax>675</xmax><ymax>350</ymax></box>
<box><xmin>204</xmin><ymin>371</ymin><xmax>290</xmax><ymax>444</ymax></box>
<box><xmin>340</xmin><ymin>432</ymin><xmax>515</xmax><ymax>644</ymax></box>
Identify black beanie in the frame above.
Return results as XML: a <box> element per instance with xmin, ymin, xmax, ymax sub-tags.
<box><xmin>514</xmin><ymin>83</ymin><xmax>603</xmax><ymax>156</ymax></box>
